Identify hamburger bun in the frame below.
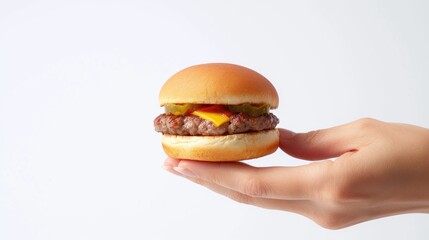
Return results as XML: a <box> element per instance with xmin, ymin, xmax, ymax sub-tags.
<box><xmin>156</xmin><ymin>63</ymin><xmax>280</xmax><ymax>161</ymax></box>
<box><xmin>162</xmin><ymin>129</ymin><xmax>279</xmax><ymax>161</ymax></box>
<box><xmin>159</xmin><ymin>63</ymin><xmax>279</xmax><ymax>108</ymax></box>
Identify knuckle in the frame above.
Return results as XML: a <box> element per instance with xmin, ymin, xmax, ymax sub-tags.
<box><xmin>350</xmin><ymin>118</ymin><xmax>387</xmax><ymax>145</ymax></box>
<box><xmin>315</xmin><ymin>182</ymin><xmax>359</xmax><ymax>229</ymax></box>
<box><xmin>304</xmin><ymin>130</ymin><xmax>322</xmax><ymax>144</ymax></box>
<box><xmin>319</xmin><ymin>163</ymin><xmax>358</xmax><ymax>204</ymax></box>
<box><xmin>316</xmin><ymin>212</ymin><xmax>349</xmax><ymax>230</ymax></box>
<box><xmin>353</xmin><ymin>118</ymin><xmax>380</xmax><ymax>131</ymax></box>
<box><xmin>309</xmin><ymin>162</ymin><xmax>362</xmax><ymax>230</ymax></box>
<box><xmin>240</xmin><ymin>174</ymin><xmax>269</xmax><ymax>198</ymax></box>
<box><xmin>321</xmin><ymin>175</ymin><xmax>354</xmax><ymax>204</ymax></box>
<box><xmin>324</xmin><ymin>186</ymin><xmax>350</xmax><ymax>204</ymax></box>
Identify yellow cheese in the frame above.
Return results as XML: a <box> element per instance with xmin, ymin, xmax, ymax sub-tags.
<box><xmin>192</xmin><ymin>111</ymin><xmax>230</xmax><ymax>127</ymax></box>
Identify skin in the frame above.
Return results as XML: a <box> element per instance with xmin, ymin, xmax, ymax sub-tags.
<box><xmin>163</xmin><ymin>118</ymin><xmax>429</xmax><ymax>229</ymax></box>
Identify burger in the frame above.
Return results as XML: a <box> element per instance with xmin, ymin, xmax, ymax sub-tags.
<box><xmin>154</xmin><ymin>63</ymin><xmax>280</xmax><ymax>161</ymax></box>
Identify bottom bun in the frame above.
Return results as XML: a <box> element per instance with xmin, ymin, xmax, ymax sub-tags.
<box><xmin>162</xmin><ymin>129</ymin><xmax>279</xmax><ymax>161</ymax></box>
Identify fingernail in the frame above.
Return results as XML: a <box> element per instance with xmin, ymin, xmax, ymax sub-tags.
<box><xmin>173</xmin><ymin>166</ymin><xmax>196</xmax><ymax>177</ymax></box>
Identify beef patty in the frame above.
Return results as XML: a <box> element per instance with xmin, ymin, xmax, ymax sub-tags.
<box><xmin>154</xmin><ymin>112</ymin><xmax>279</xmax><ymax>136</ymax></box>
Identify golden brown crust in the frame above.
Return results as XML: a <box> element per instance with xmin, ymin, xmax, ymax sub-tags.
<box><xmin>159</xmin><ymin>63</ymin><xmax>279</xmax><ymax>109</ymax></box>
<box><xmin>161</xmin><ymin>129</ymin><xmax>279</xmax><ymax>161</ymax></box>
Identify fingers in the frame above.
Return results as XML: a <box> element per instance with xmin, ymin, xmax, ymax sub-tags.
<box><xmin>279</xmin><ymin>120</ymin><xmax>366</xmax><ymax>160</ymax></box>
<box><xmin>185</xmin><ymin>174</ymin><xmax>310</xmax><ymax>214</ymax></box>
<box><xmin>164</xmin><ymin>158</ymin><xmax>329</xmax><ymax>200</ymax></box>
<box><xmin>164</xmin><ymin>158</ymin><xmax>311</xmax><ymax>215</ymax></box>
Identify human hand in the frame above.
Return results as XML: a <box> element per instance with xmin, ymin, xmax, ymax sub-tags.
<box><xmin>163</xmin><ymin>118</ymin><xmax>429</xmax><ymax>229</ymax></box>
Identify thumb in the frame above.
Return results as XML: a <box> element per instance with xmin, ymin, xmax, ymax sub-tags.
<box><xmin>279</xmin><ymin>123</ymin><xmax>360</xmax><ymax>160</ymax></box>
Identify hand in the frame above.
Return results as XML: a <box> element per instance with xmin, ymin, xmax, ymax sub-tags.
<box><xmin>163</xmin><ymin>118</ymin><xmax>429</xmax><ymax>229</ymax></box>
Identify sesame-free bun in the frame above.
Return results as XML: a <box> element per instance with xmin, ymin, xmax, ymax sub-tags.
<box><xmin>159</xmin><ymin>63</ymin><xmax>279</xmax><ymax>108</ymax></box>
<box><xmin>162</xmin><ymin>129</ymin><xmax>279</xmax><ymax>161</ymax></box>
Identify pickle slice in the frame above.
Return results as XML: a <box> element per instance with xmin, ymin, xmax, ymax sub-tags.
<box><xmin>164</xmin><ymin>103</ymin><xmax>199</xmax><ymax>115</ymax></box>
<box><xmin>227</xmin><ymin>104</ymin><xmax>269</xmax><ymax>117</ymax></box>
<box><xmin>165</xmin><ymin>103</ymin><xmax>269</xmax><ymax>117</ymax></box>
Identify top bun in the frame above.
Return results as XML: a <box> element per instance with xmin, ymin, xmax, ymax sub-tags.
<box><xmin>159</xmin><ymin>63</ymin><xmax>279</xmax><ymax>108</ymax></box>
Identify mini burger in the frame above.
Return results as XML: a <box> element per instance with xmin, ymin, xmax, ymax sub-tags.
<box><xmin>154</xmin><ymin>63</ymin><xmax>280</xmax><ymax>161</ymax></box>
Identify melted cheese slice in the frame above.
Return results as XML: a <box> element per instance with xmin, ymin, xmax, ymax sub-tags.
<box><xmin>192</xmin><ymin>111</ymin><xmax>230</xmax><ymax>127</ymax></box>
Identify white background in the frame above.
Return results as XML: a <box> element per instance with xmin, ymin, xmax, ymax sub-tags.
<box><xmin>1</xmin><ymin>0</ymin><xmax>429</xmax><ymax>239</ymax></box>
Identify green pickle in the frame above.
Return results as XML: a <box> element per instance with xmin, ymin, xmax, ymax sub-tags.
<box><xmin>227</xmin><ymin>104</ymin><xmax>269</xmax><ymax>117</ymax></box>
<box><xmin>164</xmin><ymin>103</ymin><xmax>198</xmax><ymax>115</ymax></box>
<box><xmin>165</xmin><ymin>103</ymin><xmax>269</xmax><ymax>116</ymax></box>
